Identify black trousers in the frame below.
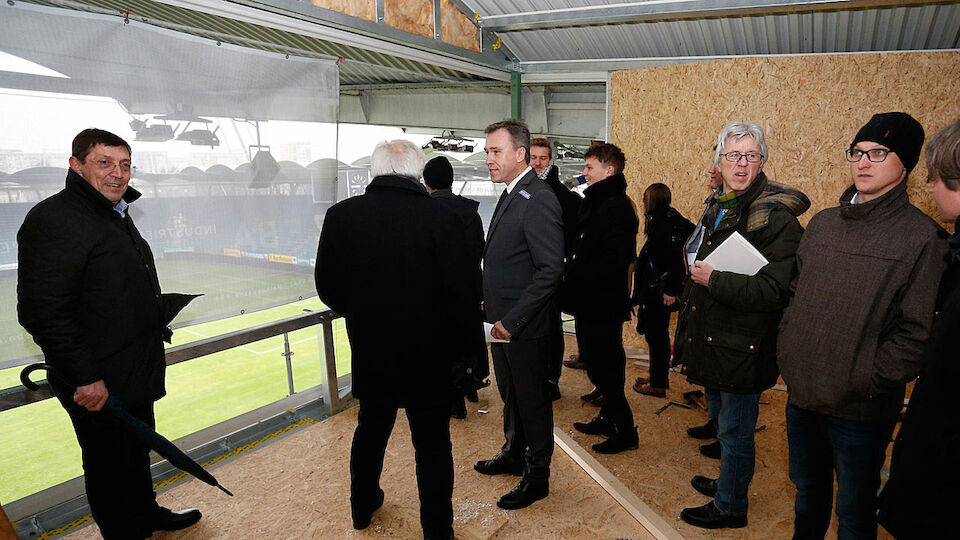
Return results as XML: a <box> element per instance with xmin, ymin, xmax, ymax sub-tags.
<box><xmin>69</xmin><ymin>403</ymin><xmax>159</xmax><ymax>540</ymax></box>
<box><xmin>640</xmin><ymin>297</ymin><xmax>671</xmax><ymax>389</ymax></box>
<box><xmin>577</xmin><ymin>317</ymin><xmax>634</xmax><ymax>431</ymax></box>
<box><xmin>491</xmin><ymin>337</ymin><xmax>554</xmax><ymax>484</ymax></box>
<box><xmin>351</xmin><ymin>400</ymin><xmax>454</xmax><ymax>539</ymax></box>
<box><xmin>546</xmin><ymin>307</ymin><xmax>564</xmax><ymax>385</ymax></box>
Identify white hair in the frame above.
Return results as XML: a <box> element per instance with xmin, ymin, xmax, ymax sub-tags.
<box><xmin>714</xmin><ymin>121</ymin><xmax>769</xmax><ymax>166</ymax></box>
<box><xmin>370</xmin><ymin>139</ymin><xmax>426</xmax><ymax>180</ymax></box>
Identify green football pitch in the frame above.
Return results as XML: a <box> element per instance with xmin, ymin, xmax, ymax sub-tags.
<box><xmin>0</xmin><ymin>261</ymin><xmax>352</xmax><ymax>504</ymax></box>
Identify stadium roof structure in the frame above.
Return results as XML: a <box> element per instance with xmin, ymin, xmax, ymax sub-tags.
<box><xmin>4</xmin><ymin>0</ymin><xmax>959</xmax><ymax>141</ymax></box>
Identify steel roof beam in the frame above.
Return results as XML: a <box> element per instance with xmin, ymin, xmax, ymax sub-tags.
<box><xmin>481</xmin><ymin>0</ymin><xmax>944</xmax><ymax>33</ymax></box>
<box><xmin>153</xmin><ymin>0</ymin><xmax>514</xmax><ymax>80</ymax></box>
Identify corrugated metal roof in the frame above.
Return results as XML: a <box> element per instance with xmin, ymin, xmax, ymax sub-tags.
<box><xmin>20</xmin><ymin>0</ymin><xmax>495</xmax><ymax>85</ymax></box>
<box><xmin>466</xmin><ymin>1</ymin><xmax>960</xmax><ymax>63</ymax></box>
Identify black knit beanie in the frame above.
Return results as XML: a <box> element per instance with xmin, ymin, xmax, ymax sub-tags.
<box><xmin>423</xmin><ymin>155</ymin><xmax>453</xmax><ymax>190</ymax></box>
<box><xmin>850</xmin><ymin>112</ymin><xmax>925</xmax><ymax>174</ymax></box>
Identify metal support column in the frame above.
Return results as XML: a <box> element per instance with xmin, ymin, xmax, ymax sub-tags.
<box><xmin>281</xmin><ymin>331</ymin><xmax>295</xmax><ymax>395</ymax></box>
<box><xmin>433</xmin><ymin>0</ymin><xmax>442</xmax><ymax>39</ymax></box>
<box><xmin>320</xmin><ymin>320</ymin><xmax>341</xmax><ymax>413</ymax></box>
<box><xmin>510</xmin><ymin>71</ymin><xmax>522</xmax><ymax>119</ymax></box>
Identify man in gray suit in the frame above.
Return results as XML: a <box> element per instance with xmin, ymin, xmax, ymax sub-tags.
<box><xmin>473</xmin><ymin>119</ymin><xmax>564</xmax><ymax>510</ymax></box>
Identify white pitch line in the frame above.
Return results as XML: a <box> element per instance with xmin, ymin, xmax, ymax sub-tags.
<box><xmin>176</xmin><ymin>325</ymin><xmax>347</xmax><ymax>356</ymax></box>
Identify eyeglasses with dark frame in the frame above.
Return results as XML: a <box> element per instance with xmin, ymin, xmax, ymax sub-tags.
<box><xmin>719</xmin><ymin>151</ymin><xmax>764</xmax><ymax>163</ymax></box>
<box><xmin>845</xmin><ymin>148</ymin><xmax>894</xmax><ymax>163</ymax></box>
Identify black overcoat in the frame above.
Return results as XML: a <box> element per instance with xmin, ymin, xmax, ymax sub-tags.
<box><xmin>634</xmin><ymin>204</ymin><xmax>694</xmax><ymax>302</ymax></box>
<box><xmin>315</xmin><ymin>175</ymin><xmax>483</xmax><ymax>406</ymax></box>
<box><xmin>878</xmin><ymin>222</ymin><xmax>960</xmax><ymax>539</ymax></box>
<box><xmin>18</xmin><ymin>170</ymin><xmax>167</xmax><ymax>414</ymax></box>
<box><xmin>563</xmin><ymin>173</ymin><xmax>639</xmax><ymax>321</ymax></box>
<box><xmin>542</xmin><ymin>166</ymin><xmax>582</xmax><ymax>260</ymax></box>
<box><xmin>430</xmin><ymin>187</ymin><xmax>488</xmax><ymax>381</ymax></box>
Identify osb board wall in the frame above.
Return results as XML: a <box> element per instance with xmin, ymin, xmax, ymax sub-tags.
<box><xmin>442</xmin><ymin>0</ymin><xmax>481</xmax><ymax>52</ymax></box>
<box><xmin>310</xmin><ymin>0</ymin><xmax>479</xmax><ymax>51</ymax></box>
<box><xmin>385</xmin><ymin>0</ymin><xmax>432</xmax><ymax>39</ymax></box>
<box><xmin>611</xmin><ymin>51</ymin><xmax>960</xmax><ymax>232</ymax></box>
<box><xmin>614</xmin><ymin>51</ymin><xmax>960</xmax><ymax>348</ymax></box>
<box><xmin>310</xmin><ymin>0</ymin><xmax>375</xmax><ymax>21</ymax></box>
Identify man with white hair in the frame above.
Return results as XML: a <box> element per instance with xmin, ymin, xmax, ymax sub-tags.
<box><xmin>315</xmin><ymin>139</ymin><xmax>482</xmax><ymax>540</ymax></box>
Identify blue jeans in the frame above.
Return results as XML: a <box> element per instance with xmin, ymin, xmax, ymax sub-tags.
<box><xmin>704</xmin><ymin>389</ymin><xmax>761</xmax><ymax>515</ymax></box>
<box><xmin>785</xmin><ymin>402</ymin><xmax>896</xmax><ymax>540</ymax></box>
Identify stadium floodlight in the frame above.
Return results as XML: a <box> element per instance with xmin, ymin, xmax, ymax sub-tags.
<box><xmin>249</xmin><ymin>147</ymin><xmax>279</xmax><ymax>188</ymax></box>
<box><xmin>135</xmin><ymin>123</ymin><xmax>175</xmax><ymax>142</ymax></box>
<box><xmin>176</xmin><ymin>127</ymin><xmax>220</xmax><ymax>148</ymax></box>
<box><xmin>422</xmin><ymin>131</ymin><xmax>474</xmax><ymax>153</ymax></box>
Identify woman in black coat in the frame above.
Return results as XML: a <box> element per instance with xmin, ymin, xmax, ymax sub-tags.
<box><xmin>631</xmin><ymin>183</ymin><xmax>694</xmax><ymax>397</ymax></box>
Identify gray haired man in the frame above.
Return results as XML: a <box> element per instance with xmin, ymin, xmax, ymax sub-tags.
<box><xmin>315</xmin><ymin>140</ymin><xmax>481</xmax><ymax>539</ymax></box>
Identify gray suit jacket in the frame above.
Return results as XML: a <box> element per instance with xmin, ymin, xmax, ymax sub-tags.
<box><xmin>483</xmin><ymin>168</ymin><xmax>564</xmax><ymax>339</ymax></box>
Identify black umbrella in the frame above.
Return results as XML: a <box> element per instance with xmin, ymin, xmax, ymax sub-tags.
<box><xmin>21</xmin><ymin>363</ymin><xmax>233</xmax><ymax>496</ymax></box>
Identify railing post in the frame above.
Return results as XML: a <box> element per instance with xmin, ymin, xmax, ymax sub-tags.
<box><xmin>281</xmin><ymin>332</ymin><xmax>295</xmax><ymax>396</ymax></box>
<box><xmin>320</xmin><ymin>319</ymin><xmax>340</xmax><ymax>413</ymax></box>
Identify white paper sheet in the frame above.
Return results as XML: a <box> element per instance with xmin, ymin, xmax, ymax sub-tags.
<box><xmin>701</xmin><ymin>231</ymin><xmax>769</xmax><ymax>276</ymax></box>
<box><xmin>484</xmin><ymin>321</ymin><xmax>509</xmax><ymax>343</ymax></box>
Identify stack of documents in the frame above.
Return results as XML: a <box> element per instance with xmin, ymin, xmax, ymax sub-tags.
<box><xmin>701</xmin><ymin>231</ymin><xmax>769</xmax><ymax>276</ymax></box>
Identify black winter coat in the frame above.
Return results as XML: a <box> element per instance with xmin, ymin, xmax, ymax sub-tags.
<box><xmin>563</xmin><ymin>173</ymin><xmax>639</xmax><ymax>321</ymax></box>
<box><xmin>429</xmin><ymin>188</ymin><xmax>488</xmax><ymax>380</ymax></box>
<box><xmin>634</xmin><ymin>205</ymin><xmax>694</xmax><ymax>303</ymax></box>
<box><xmin>542</xmin><ymin>166</ymin><xmax>582</xmax><ymax>260</ymax></box>
<box><xmin>878</xmin><ymin>218</ymin><xmax>960</xmax><ymax>539</ymax></box>
<box><xmin>673</xmin><ymin>173</ymin><xmax>809</xmax><ymax>394</ymax></box>
<box><xmin>17</xmin><ymin>170</ymin><xmax>168</xmax><ymax>415</ymax></box>
<box><xmin>315</xmin><ymin>176</ymin><xmax>484</xmax><ymax>406</ymax></box>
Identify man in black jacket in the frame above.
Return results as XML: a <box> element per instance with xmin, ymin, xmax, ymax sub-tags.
<box><xmin>315</xmin><ymin>140</ymin><xmax>482</xmax><ymax>539</ymax></box>
<box><xmin>422</xmin><ymin>155</ymin><xmax>488</xmax><ymax>419</ymax></box>
<box><xmin>531</xmin><ymin>138</ymin><xmax>584</xmax><ymax>395</ymax></box>
<box><xmin>566</xmin><ymin>144</ymin><xmax>640</xmax><ymax>454</ymax></box>
<box><xmin>17</xmin><ymin>129</ymin><xmax>202</xmax><ymax>539</ymax></box>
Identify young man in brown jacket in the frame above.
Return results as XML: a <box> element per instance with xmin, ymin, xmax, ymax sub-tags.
<box><xmin>777</xmin><ymin>112</ymin><xmax>949</xmax><ymax>539</ymax></box>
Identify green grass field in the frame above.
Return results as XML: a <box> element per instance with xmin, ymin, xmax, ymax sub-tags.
<box><xmin>0</xmin><ymin>269</ymin><xmax>352</xmax><ymax>504</ymax></box>
<box><xmin>0</xmin><ymin>258</ymin><xmax>318</xmax><ymax>365</ymax></box>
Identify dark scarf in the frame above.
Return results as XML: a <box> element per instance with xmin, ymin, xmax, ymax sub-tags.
<box><xmin>950</xmin><ymin>215</ymin><xmax>960</xmax><ymax>263</ymax></box>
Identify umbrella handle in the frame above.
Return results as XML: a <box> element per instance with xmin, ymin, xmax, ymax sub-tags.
<box><xmin>20</xmin><ymin>362</ymin><xmax>71</xmax><ymax>390</ymax></box>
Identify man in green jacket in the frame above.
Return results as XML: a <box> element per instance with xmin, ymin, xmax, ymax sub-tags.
<box><xmin>674</xmin><ymin>122</ymin><xmax>809</xmax><ymax>529</ymax></box>
<box><xmin>778</xmin><ymin>112</ymin><xmax>949</xmax><ymax>539</ymax></box>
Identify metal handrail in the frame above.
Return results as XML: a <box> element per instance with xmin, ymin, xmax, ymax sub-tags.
<box><xmin>0</xmin><ymin>308</ymin><xmax>345</xmax><ymax>413</ymax></box>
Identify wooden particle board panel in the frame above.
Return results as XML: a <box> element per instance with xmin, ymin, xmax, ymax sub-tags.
<box><xmin>310</xmin><ymin>0</ymin><xmax>376</xmax><ymax>22</ymax></box>
<box><xmin>441</xmin><ymin>0</ymin><xmax>480</xmax><ymax>53</ymax></box>
<box><xmin>610</xmin><ymin>51</ymin><xmax>960</xmax><ymax>239</ymax></box>
<box><xmin>385</xmin><ymin>0</ymin><xmax>433</xmax><ymax>39</ymax></box>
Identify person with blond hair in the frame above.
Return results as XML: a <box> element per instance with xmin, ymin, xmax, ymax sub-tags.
<box><xmin>878</xmin><ymin>118</ymin><xmax>960</xmax><ymax>539</ymax></box>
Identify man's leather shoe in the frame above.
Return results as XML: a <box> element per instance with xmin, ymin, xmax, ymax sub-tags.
<box><xmin>352</xmin><ymin>488</ymin><xmax>385</xmax><ymax>529</ymax></box>
<box><xmin>496</xmin><ymin>480</ymin><xmax>548</xmax><ymax>510</ymax></box>
<box><xmin>150</xmin><ymin>507</ymin><xmax>202</xmax><ymax>532</ymax></box>
<box><xmin>474</xmin><ymin>453</ymin><xmax>524</xmax><ymax>476</ymax></box>
<box><xmin>564</xmin><ymin>354</ymin><xmax>586</xmax><ymax>369</ymax></box>
<box><xmin>691</xmin><ymin>475</ymin><xmax>718</xmax><ymax>497</ymax></box>
<box><xmin>633</xmin><ymin>382</ymin><xmax>666</xmax><ymax>398</ymax></box>
<box><xmin>579</xmin><ymin>388</ymin><xmax>602</xmax><ymax>402</ymax></box>
<box><xmin>680</xmin><ymin>501</ymin><xmax>747</xmax><ymax>529</ymax></box>
<box><xmin>700</xmin><ymin>440</ymin><xmax>721</xmax><ymax>460</ymax></box>
<box><xmin>573</xmin><ymin>414</ymin><xmax>616</xmax><ymax>437</ymax></box>
<box><xmin>687</xmin><ymin>418</ymin><xmax>717</xmax><ymax>440</ymax></box>
<box><xmin>592</xmin><ymin>426</ymin><xmax>639</xmax><ymax>454</ymax></box>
